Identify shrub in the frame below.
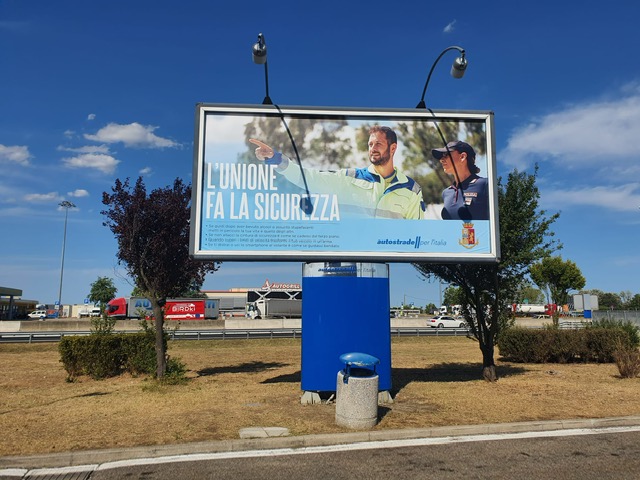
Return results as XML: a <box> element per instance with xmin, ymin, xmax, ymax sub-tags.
<box><xmin>162</xmin><ymin>356</ymin><xmax>188</xmax><ymax>385</ymax></box>
<box><xmin>613</xmin><ymin>343</ymin><xmax>640</xmax><ymax>378</ymax></box>
<box><xmin>59</xmin><ymin>322</ymin><xmax>182</xmax><ymax>381</ymax></box>
<box><xmin>59</xmin><ymin>332</ymin><xmax>158</xmax><ymax>380</ymax></box>
<box><xmin>59</xmin><ymin>335</ymin><xmax>123</xmax><ymax>380</ymax></box>
<box><xmin>90</xmin><ymin>313</ymin><xmax>117</xmax><ymax>335</ymax></box>
<box><xmin>548</xmin><ymin>329</ymin><xmax>582</xmax><ymax>363</ymax></box>
<box><xmin>59</xmin><ymin>336</ymin><xmax>87</xmax><ymax>380</ymax></box>
<box><xmin>498</xmin><ymin>324</ymin><xmax>639</xmax><ymax>364</ymax></box>
<box><xmin>588</xmin><ymin>319</ymin><xmax>639</xmax><ymax>349</ymax></box>
<box><xmin>121</xmin><ymin>332</ymin><xmax>157</xmax><ymax>375</ymax></box>
<box><xmin>496</xmin><ymin>328</ymin><xmax>551</xmax><ymax>363</ymax></box>
<box><xmin>583</xmin><ymin>328</ymin><xmax>631</xmax><ymax>363</ymax></box>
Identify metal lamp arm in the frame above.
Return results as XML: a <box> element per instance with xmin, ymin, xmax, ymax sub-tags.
<box><xmin>416</xmin><ymin>46</ymin><xmax>466</xmax><ymax>109</ymax></box>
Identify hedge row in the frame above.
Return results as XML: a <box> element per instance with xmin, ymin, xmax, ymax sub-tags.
<box><xmin>59</xmin><ymin>331</ymin><xmax>161</xmax><ymax>380</ymax></box>
<box><xmin>497</xmin><ymin>326</ymin><xmax>638</xmax><ymax>364</ymax></box>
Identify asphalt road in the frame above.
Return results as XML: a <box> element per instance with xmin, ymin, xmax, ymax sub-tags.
<box><xmin>12</xmin><ymin>427</ymin><xmax>640</xmax><ymax>480</ymax></box>
<box><xmin>91</xmin><ymin>430</ymin><xmax>640</xmax><ymax>480</ymax></box>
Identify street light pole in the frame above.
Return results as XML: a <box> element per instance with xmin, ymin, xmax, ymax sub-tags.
<box><xmin>57</xmin><ymin>200</ymin><xmax>75</xmax><ymax>317</ymax></box>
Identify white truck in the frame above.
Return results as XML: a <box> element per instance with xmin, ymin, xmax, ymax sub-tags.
<box><xmin>246</xmin><ymin>298</ymin><xmax>302</xmax><ymax>319</ymax></box>
<box><xmin>515</xmin><ymin>304</ymin><xmax>548</xmax><ymax>315</ymax></box>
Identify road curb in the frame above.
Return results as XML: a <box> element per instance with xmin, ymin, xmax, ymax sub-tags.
<box><xmin>2</xmin><ymin>415</ymin><xmax>640</xmax><ymax>470</ymax></box>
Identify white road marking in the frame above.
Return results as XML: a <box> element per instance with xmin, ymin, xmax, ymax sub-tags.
<box><xmin>4</xmin><ymin>425</ymin><xmax>640</xmax><ymax>477</ymax></box>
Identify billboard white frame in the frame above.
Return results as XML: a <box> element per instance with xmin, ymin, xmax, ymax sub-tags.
<box><xmin>190</xmin><ymin>104</ymin><xmax>500</xmax><ymax>263</ymax></box>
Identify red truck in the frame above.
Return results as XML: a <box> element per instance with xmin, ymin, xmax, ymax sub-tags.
<box><xmin>106</xmin><ymin>297</ymin><xmax>219</xmax><ymax>320</ymax></box>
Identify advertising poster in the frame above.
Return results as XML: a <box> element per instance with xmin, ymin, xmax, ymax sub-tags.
<box><xmin>190</xmin><ymin>104</ymin><xmax>499</xmax><ymax>263</ymax></box>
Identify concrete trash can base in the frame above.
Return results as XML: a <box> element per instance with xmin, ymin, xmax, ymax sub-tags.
<box><xmin>335</xmin><ymin>353</ymin><xmax>380</xmax><ymax>429</ymax></box>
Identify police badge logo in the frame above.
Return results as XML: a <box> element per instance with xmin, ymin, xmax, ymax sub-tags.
<box><xmin>459</xmin><ymin>222</ymin><xmax>479</xmax><ymax>249</ymax></box>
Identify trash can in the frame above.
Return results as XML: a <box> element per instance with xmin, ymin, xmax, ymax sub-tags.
<box><xmin>335</xmin><ymin>352</ymin><xmax>380</xmax><ymax>429</ymax></box>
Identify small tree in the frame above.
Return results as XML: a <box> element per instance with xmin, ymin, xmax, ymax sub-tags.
<box><xmin>102</xmin><ymin>177</ymin><xmax>219</xmax><ymax>377</ymax></box>
<box><xmin>88</xmin><ymin>276</ymin><xmax>118</xmax><ymax>335</ymax></box>
<box><xmin>530</xmin><ymin>256</ymin><xmax>586</xmax><ymax>319</ymax></box>
<box><xmin>414</xmin><ymin>167</ymin><xmax>560</xmax><ymax>381</ymax></box>
<box><xmin>88</xmin><ymin>276</ymin><xmax>117</xmax><ymax>309</ymax></box>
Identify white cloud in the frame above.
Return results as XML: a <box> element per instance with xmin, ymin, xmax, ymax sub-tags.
<box><xmin>24</xmin><ymin>192</ymin><xmax>63</xmax><ymax>203</ymax></box>
<box><xmin>68</xmin><ymin>189</ymin><xmax>89</xmax><ymax>198</ymax></box>
<box><xmin>503</xmin><ymin>86</ymin><xmax>640</xmax><ymax>214</ymax></box>
<box><xmin>541</xmin><ymin>183</ymin><xmax>640</xmax><ymax>213</ymax></box>
<box><xmin>84</xmin><ymin>122</ymin><xmax>179</xmax><ymax>149</ymax></box>
<box><xmin>502</xmin><ymin>92</ymin><xmax>640</xmax><ymax>171</ymax></box>
<box><xmin>139</xmin><ymin>167</ymin><xmax>153</xmax><ymax>175</ymax></box>
<box><xmin>57</xmin><ymin>144</ymin><xmax>111</xmax><ymax>154</ymax></box>
<box><xmin>444</xmin><ymin>20</ymin><xmax>456</xmax><ymax>33</ymax></box>
<box><xmin>62</xmin><ymin>153</ymin><xmax>120</xmax><ymax>174</ymax></box>
<box><xmin>0</xmin><ymin>144</ymin><xmax>32</xmax><ymax>165</ymax></box>
<box><xmin>87</xmin><ymin>113</ymin><xmax>96</xmax><ymax>121</ymax></box>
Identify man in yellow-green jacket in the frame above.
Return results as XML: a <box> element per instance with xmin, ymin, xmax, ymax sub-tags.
<box><xmin>250</xmin><ymin>126</ymin><xmax>426</xmax><ymax>220</ymax></box>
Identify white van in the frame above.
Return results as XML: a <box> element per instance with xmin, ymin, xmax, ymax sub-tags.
<box><xmin>28</xmin><ymin>310</ymin><xmax>47</xmax><ymax>320</ymax></box>
<box><xmin>79</xmin><ymin>307</ymin><xmax>102</xmax><ymax>318</ymax></box>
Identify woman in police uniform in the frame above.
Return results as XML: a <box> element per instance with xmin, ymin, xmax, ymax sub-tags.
<box><xmin>432</xmin><ymin>140</ymin><xmax>489</xmax><ymax>221</ymax></box>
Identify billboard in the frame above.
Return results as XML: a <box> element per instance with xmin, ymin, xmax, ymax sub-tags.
<box><xmin>190</xmin><ymin>104</ymin><xmax>499</xmax><ymax>263</ymax></box>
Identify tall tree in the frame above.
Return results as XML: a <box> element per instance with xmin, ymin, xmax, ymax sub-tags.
<box><xmin>596</xmin><ymin>292</ymin><xmax>622</xmax><ymax>309</ymax></box>
<box><xmin>102</xmin><ymin>177</ymin><xmax>219</xmax><ymax>377</ymax></box>
<box><xmin>413</xmin><ymin>167</ymin><xmax>560</xmax><ymax>381</ymax></box>
<box><xmin>88</xmin><ymin>276</ymin><xmax>117</xmax><ymax>310</ymax></box>
<box><xmin>529</xmin><ymin>256</ymin><xmax>586</xmax><ymax>307</ymax></box>
<box><xmin>626</xmin><ymin>294</ymin><xmax>640</xmax><ymax>310</ymax></box>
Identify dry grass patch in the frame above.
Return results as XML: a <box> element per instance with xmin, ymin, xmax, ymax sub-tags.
<box><xmin>1</xmin><ymin>336</ymin><xmax>639</xmax><ymax>457</ymax></box>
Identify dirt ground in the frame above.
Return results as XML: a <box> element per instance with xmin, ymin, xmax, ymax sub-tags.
<box><xmin>1</xmin><ymin>336</ymin><xmax>639</xmax><ymax>457</ymax></box>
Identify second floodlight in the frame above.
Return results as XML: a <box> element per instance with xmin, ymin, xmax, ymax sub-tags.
<box><xmin>450</xmin><ymin>52</ymin><xmax>467</xmax><ymax>79</ymax></box>
<box><xmin>416</xmin><ymin>45</ymin><xmax>468</xmax><ymax>108</ymax></box>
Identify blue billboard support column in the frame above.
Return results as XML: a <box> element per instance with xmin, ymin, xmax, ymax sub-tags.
<box><xmin>301</xmin><ymin>262</ymin><xmax>392</xmax><ymax>405</ymax></box>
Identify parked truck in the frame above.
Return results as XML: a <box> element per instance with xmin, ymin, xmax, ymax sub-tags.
<box><xmin>107</xmin><ymin>297</ymin><xmax>219</xmax><ymax>320</ymax></box>
<box><xmin>246</xmin><ymin>298</ymin><xmax>302</xmax><ymax>319</ymax></box>
<box><xmin>512</xmin><ymin>303</ymin><xmax>557</xmax><ymax>316</ymax></box>
<box><xmin>164</xmin><ymin>299</ymin><xmax>219</xmax><ymax>320</ymax></box>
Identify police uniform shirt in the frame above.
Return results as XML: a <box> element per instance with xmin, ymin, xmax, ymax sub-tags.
<box><xmin>441</xmin><ymin>174</ymin><xmax>489</xmax><ymax>221</ymax></box>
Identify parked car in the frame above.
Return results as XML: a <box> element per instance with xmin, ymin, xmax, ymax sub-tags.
<box><xmin>428</xmin><ymin>315</ymin><xmax>467</xmax><ymax>328</ymax></box>
<box><xmin>27</xmin><ymin>310</ymin><xmax>47</xmax><ymax>320</ymax></box>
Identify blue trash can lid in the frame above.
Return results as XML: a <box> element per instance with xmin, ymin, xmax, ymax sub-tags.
<box><xmin>339</xmin><ymin>352</ymin><xmax>380</xmax><ymax>368</ymax></box>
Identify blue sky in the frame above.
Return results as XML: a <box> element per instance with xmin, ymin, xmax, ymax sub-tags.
<box><xmin>1</xmin><ymin>0</ymin><xmax>639</xmax><ymax>308</ymax></box>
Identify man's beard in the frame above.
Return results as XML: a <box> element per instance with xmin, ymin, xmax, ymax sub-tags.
<box><xmin>369</xmin><ymin>147</ymin><xmax>391</xmax><ymax>166</ymax></box>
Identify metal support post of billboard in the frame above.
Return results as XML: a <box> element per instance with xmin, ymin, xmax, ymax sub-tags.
<box><xmin>300</xmin><ymin>262</ymin><xmax>393</xmax><ymax>405</ymax></box>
